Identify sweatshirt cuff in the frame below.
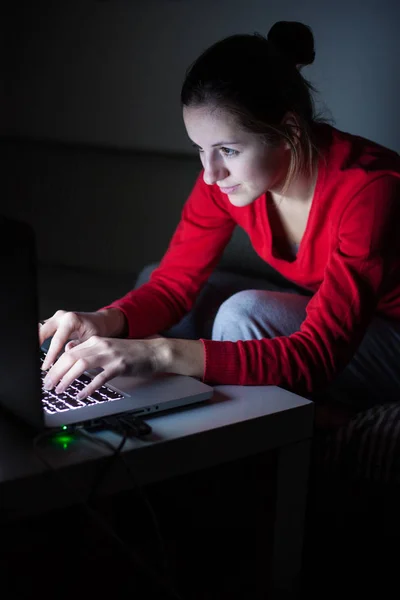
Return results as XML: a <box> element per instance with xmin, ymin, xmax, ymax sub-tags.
<box><xmin>200</xmin><ymin>339</ymin><xmax>242</xmax><ymax>385</ymax></box>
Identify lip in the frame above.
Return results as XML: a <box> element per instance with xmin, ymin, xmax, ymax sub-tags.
<box><xmin>219</xmin><ymin>185</ymin><xmax>240</xmax><ymax>194</ymax></box>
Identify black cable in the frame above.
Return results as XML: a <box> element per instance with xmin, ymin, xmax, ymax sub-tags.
<box><xmin>84</xmin><ymin>425</ymin><xmax>128</xmax><ymax>504</ymax></box>
<box><xmin>78</xmin><ymin>424</ymin><xmax>170</xmax><ymax>579</ymax></box>
<box><xmin>32</xmin><ymin>431</ymin><xmax>183</xmax><ymax>600</ymax></box>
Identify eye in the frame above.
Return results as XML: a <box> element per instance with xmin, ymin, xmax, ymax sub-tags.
<box><xmin>220</xmin><ymin>147</ymin><xmax>239</xmax><ymax>157</ymax></box>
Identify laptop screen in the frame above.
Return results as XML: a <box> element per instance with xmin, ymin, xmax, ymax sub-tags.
<box><xmin>0</xmin><ymin>216</ymin><xmax>44</xmax><ymax>429</ymax></box>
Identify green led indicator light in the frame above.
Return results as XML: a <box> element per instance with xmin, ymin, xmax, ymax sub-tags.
<box><xmin>51</xmin><ymin>433</ymin><xmax>75</xmax><ymax>449</ymax></box>
<box><xmin>62</xmin><ymin>425</ymin><xmax>67</xmax><ymax>430</ymax></box>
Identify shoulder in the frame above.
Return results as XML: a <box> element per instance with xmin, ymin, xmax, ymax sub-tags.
<box><xmin>183</xmin><ymin>170</ymin><xmax>237</xmax><ymax>220</ymax></box>
<box><xmin>316</xmin><ymin>123</ymin><xmax>400</xmax><ymax>183</ymax></box>
<box><xmin>187</xmin><ymin>170</ymin><xmax>242</xmax><ymax>214</ymax></box>
<box><xmin>315</xmin><ymin>124</ymin><xmax>400</xmax><ymax>216</ymax></box>
<box><xmin>188</xmin><ymin>170</ymin><xmax>224</xmax><ymax>203</ymax></box>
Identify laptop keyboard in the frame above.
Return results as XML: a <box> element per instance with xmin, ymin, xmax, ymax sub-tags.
<box><xmin>40</xmin><ymin>349</ymin><xmax>123</xmax><ymax>414</ymax></box>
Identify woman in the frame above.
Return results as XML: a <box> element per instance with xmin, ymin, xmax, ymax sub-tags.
<box><xmin>39</xmin><ymin>22</ymin><xmax>400</xmax><ymax>416</ymax></box>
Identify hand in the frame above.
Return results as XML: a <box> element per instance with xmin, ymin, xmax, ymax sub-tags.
<box><xmin>42</xmin><ymin>336</ymin><xmax>163</xmax><ymax>400</ymax></box>
<box><xmin>39</xmin><ymin>308</ymin><xmax>127</xmax><ymax>371</ymax></box>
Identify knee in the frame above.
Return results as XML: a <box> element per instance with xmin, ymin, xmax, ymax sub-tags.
<box><xmin>211</xmin><ymin>289</ymin><xmax>308</xmax><ymax>341</ymax></box>
<box><xmin>211</xmin><ymin>289</ymin><xmax>265</xmax><ymax>341</ymax></box>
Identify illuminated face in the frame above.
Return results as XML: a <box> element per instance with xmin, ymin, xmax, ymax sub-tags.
<box><xmin>183</xmin><ymin>104</ymin><xmax>291</xmax><ymax>207</ymax></box>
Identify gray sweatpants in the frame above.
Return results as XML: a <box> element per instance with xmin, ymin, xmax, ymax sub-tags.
<box><xmin>135</xmin><ymin>264</ymin><xmax>400</xmax><ymax>410</ymax></box>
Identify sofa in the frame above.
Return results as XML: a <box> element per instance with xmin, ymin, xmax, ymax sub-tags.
<box><xmin>4</xmin><ymin>135</ymin><xmax>400</xmax><ymax>531</ymax></box>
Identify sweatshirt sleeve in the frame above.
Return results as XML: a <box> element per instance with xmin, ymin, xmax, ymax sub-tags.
<box><xmin>101</xmin><ymin>173</ymin><xmax>236</xmax><ymax>338</ymax></box>
<box><xmin>202</xmin><ymin>176</ymin><xmax>400</xmax><ymax>394</ymax></box>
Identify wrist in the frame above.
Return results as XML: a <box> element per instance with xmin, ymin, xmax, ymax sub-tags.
<box><xmin>151</xmin><ymin>338</ymin><xmax>205</xmax><ymax>379</ymax></box>
<box><xmin>97</xmin><ymin>308</ymin><xmax>128</xmax><ymax>337</ymax></box>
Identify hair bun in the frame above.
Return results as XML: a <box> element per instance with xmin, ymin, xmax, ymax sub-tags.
<box><xmin>267</xmin><ymin>21</ymin><xmax>315</xmax><ymax>67</ymax></box>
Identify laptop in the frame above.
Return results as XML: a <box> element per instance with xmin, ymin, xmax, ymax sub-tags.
<box><xmin>0</xmin><ymin>216</ymin><xmax>214</xmax><ymax>431</ymax></box>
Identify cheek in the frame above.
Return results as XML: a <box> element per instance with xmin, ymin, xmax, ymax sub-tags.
<box><xmin>250</xmin><ymin>149</ymin><xmax>286</xmax><ymax>182</ymax></box>
<box><xmin>245</xmin><ymin>160</ymin><xmax>275</xmax><ymax>184</ymax></box>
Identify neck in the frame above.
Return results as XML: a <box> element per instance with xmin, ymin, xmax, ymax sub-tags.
<box><xmin>272</xmin><ymin>159</ymin><xmax>318</xmax><ymax>205</ymax></box>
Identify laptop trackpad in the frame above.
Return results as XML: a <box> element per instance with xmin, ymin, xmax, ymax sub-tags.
<box><xmin>109</xmin><ymin>372</ymin><xmax>180</xmax><ymax>396</ymax></box>
<box><xmin>86</xmin><ymin>369</ymin><xmax>213</xmax><ymax>412</ymax></box>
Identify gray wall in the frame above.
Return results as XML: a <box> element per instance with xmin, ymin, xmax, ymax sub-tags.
<box><xmin>3</xmin><ymin>138</ymin><xmax>202</xmax><ymax>273</ymax></box>
<box><xmin>3</xmin><ymin>0</ymin><xmax>400</xmax><ymax>279</ymax></box>
<box><xmin>5</xmin><ymin>0</ymin><xmax>400</xmax><ymax>152</ymax></box>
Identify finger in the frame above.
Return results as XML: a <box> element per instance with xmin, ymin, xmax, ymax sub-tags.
<box><xmin>65</xmin><ymin>340</ymin><xmax>80</xmax><ymax>352</ymax></box>
<box><xmin>42</xmin><ymin>320</ymin><xmax>78</xmax><ymax>371</ymax></box>
<box><xmin>60</xmin><ymin>335</ymin><xmax>97</xmax><ymax>357</ymax></box>
<box><xmin>38</xmin><ymin>318</ymin><xmax>58</xmax><ymax>347</ymax></box>
<box><xmin>47</xmin><ymin>338</ymin><xmax>107</xmax><ymax>392</ymax></box>
<box><xmin>75</xmin><ymin>369</ymin><xmax>117</xmax><ymax>401</ymax></box>
<box><xmin>45</xmin><ymin>355</ymin><xmax>91</xmax><ymax>393</ymax></box>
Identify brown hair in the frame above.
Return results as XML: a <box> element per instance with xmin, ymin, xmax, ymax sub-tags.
<box><xmin>181</xmin><ymin>22</ymin><xmax>325</xmax><ymax>192</ymax></box>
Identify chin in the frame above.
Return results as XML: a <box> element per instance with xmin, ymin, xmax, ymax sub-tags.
<box><xmin>227</xmin><ymin>191</ymin><xmax>258</xmax><ymax>208</ymax></box>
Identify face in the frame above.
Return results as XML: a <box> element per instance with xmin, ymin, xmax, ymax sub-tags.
<box><xmin>183</xmin><ymin>104</ymin><xmax>291</xmax><ymax>207</ymax></box>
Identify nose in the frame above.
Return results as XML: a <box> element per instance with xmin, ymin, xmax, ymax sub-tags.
<box><xmin>202</xmin><ymin>155</ymin><xmax>229</xmax><ymax>186</ymax></box>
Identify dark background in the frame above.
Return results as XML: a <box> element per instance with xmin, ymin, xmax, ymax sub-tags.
<box><xmin>2</xmin><ymin>0</ymin><xmax>400</xmax><ymax>280</ymax></box>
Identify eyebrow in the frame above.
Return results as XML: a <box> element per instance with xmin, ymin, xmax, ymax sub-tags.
<box><xmin>191</xmin><ymin>141</ymin><xmax>241</xmax><ymax>148</ymax></box>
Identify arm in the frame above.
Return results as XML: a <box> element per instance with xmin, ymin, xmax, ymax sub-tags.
<box><xmin>193</xmin><ymin>176</ymin><xmax>400</xmax><ymax>393</ymax></box>
<box><xmin>100</xmin><ymin>173</ymin><xmax>236</xmax><ymax>338</ymax></box>
<box><xmin>149</xmin><ymin>337</ymin><xmax>205</xmax><ymax>379</ymax></box>
<box><xmin>43</xmin><ymin>176</ymin><xmax>400</xmax><ymax>397</ymax></box>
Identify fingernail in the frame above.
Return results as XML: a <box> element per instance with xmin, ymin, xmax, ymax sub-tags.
<box><xmin>55</xmin><ymin>384</ymin><xmax>64</xmax><ymax>394</ymax></box>
<box><xmin>76</xmin><ymin>391</ymin><xmax>85</xmax><ymax>400</ymax></box>
<box><xmin>43</xmin><ymin>377</ymin><xmax>53</xmax><ymax>390</ymax></box>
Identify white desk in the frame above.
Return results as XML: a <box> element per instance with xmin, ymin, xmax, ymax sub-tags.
<box><xmin>0</xmin><ymin>385</ymin><xmax>313</xmax><ymax>599</ymax></box>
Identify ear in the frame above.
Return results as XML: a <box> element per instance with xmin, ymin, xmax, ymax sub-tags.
<box><xmin>281</xmin><ymin>112</ymin><xmax>301</xmax><ymax>149</ymax></box>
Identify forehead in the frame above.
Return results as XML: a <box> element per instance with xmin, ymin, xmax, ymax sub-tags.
<box><xmin>183</xmin><ymin>105</ymin><xmax>246</xmax><ymax>141</ymax></box>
